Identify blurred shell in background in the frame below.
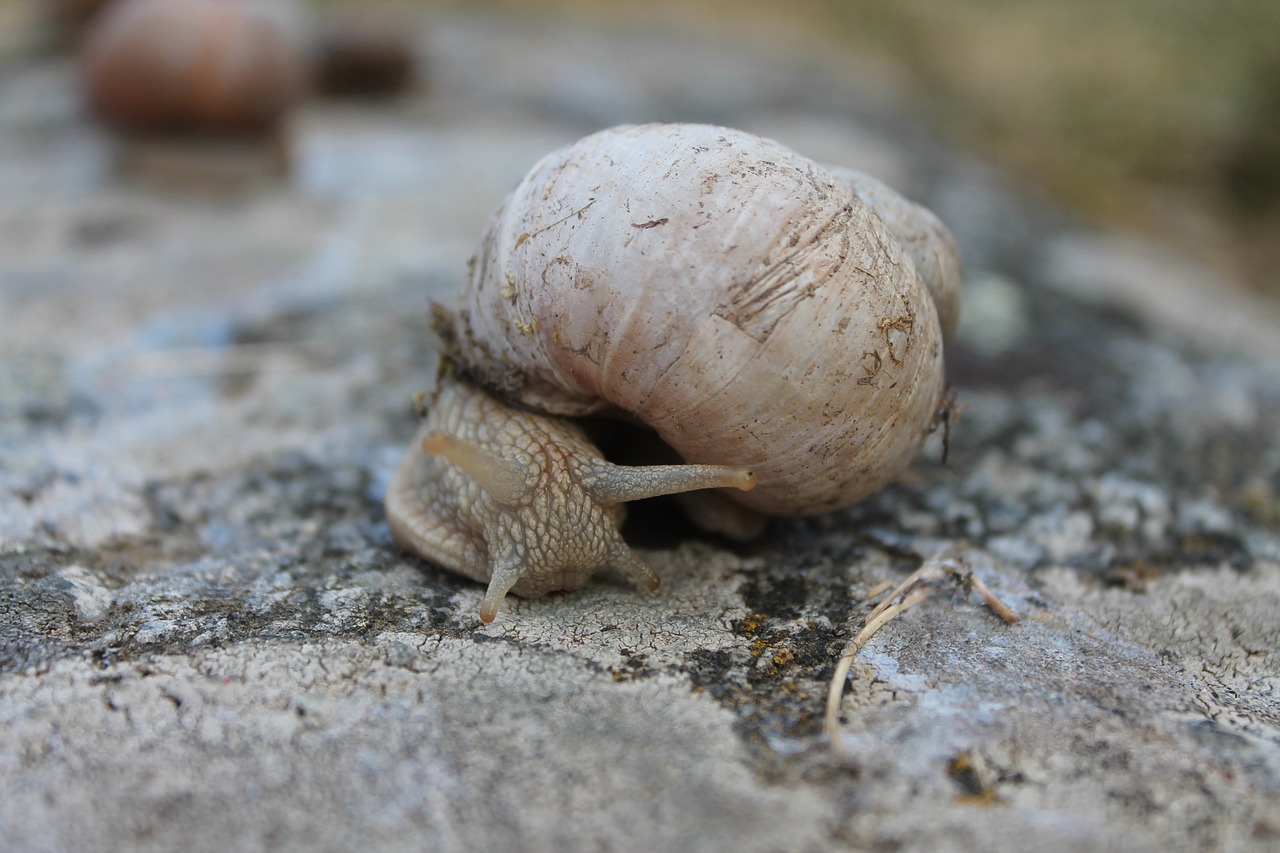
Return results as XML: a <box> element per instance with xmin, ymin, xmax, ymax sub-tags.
<box><xmin>82</xmin><ymin>0</ymin><xmax>307</xmax><ymax>135</ymax></box>
<box><xmin>46</xmin><ymin>0</ymin><xmax>117</xmax><ymax>40</ymax></box>
<box><xmin>313</xmin><ymin>20</ymin><xmax>417</xmax><ymax>98</ymax></box>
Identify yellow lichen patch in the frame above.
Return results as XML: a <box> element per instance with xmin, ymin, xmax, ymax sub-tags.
<box><xmin>1241</xmin><ymin>479</ymin><xmax>1280</xmax><ymax>526</ymax></box>
<box><xmin>737</xmin><ymin>612</ymin><xmax>766</xmax><ymax>638</ymax></box>
<box><xmin>947</xmin><ymin>751</ymin><xmax>1000</xmax><ymax>806</ymax></box>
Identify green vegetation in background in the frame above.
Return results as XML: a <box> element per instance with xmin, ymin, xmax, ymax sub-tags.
<box><xmin>817</xmin><ymin>0</ymin><xmax>1280</xmax><ymax>291</ymax></box>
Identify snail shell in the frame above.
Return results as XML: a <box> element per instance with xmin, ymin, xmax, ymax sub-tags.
<box><xmin>82</xmin><ymin>0</ymin><xmax>306</xmax><ymax>134</ymax></box>
<box><xmin>442</xmin><ymin>123</ymin><xmax>959</xmax><ymax>516</ymax></box>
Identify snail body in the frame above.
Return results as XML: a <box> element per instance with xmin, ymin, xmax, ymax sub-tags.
<box><xmin>387</xmin><ymin>376</ymin><xmax>756</xmax><ymax>623</ymax></box>
<box><xmin>388</xmin><ymin>123</ymin><xmax>961</xmax><ymax>621</ymax></box>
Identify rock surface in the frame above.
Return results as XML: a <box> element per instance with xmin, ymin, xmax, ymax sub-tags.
<box><xmin>2</xmin><ymin>14</ymin><xmax>1279</xmax><ymax>853</ymax></box>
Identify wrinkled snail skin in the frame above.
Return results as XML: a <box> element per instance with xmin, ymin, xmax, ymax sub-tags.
<box><xmin>388</xmin><ymin>123</ymin><xmax>962</xmax><ymax>622</ymax></box>
<box><xmin>445</xmin><ymin>123</ymin><xmax>953</xmax><ymax>516</ymax></box>
<box><xmin>386</xmin><ymin>376</ymin><xmax>757</xmax><ymax>624</ymax></box>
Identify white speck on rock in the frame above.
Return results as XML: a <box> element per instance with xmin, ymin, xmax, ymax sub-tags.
<box><xmin>53</xmin><ymin>565</ymin><xmax>114</xmax><ymax>622</ymax></box>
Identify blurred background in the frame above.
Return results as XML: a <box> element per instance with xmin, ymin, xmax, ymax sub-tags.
<box><xmin>406</xmin><ymin>0</ymin><xmax>1280</xmax><ymax>295</ymax></box>
<box><xmin>740</xmin><ymin>0</ymin><xmax>1280</xmax><ymax>297</ymax></box>
<box><xmin>2</xmin><ymin>0</ymin><xmax>1279</xmax><ymax>298</ymax></box>
<box><xmin>471</xmin><ymin>0</ymin><xmax>1280</xmax><ymax>297</ymax></box>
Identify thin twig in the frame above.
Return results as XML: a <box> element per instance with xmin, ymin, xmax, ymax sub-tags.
<box><xmin>824</xmin><ymin>584</ymin><xmax>935</xmax><ymax>749</ymax></box>
<box><xmin>825</xmin><ymin>545</ymin><xmax>1019</xmax><ymax>754</ymax></box>
<box><xmin>864</xmin><ymin>579</ymin><xmax>894</xmax><ymax>600</ymax></box>
<box><xmin>966</xmin><ymin>572</ymin><xmax>1020</xmax><ymax>624</ymax></box>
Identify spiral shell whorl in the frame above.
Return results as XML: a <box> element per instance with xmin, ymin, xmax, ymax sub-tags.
<box><xmin>450</xmin><ymin>123</ymin><xmax>948</xmax><ymax>515</ymax></box>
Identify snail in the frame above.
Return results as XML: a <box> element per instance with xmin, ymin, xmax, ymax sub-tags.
<box><xmin>48</xmin><ymin>0</ymin><xmax>117</xmax><ymax>42</ymax></box>
<box><xmin>386</xmin><ymin>123</ymin><xmax>961</xmax><ymax>623</ymax></box>
<box><xmin>82</xmin><ymin>0</ymin><xmax>306</xmax><ymax>135</ymax></box>
<box><xmin>313</xmin><ymin>19</ymin><xmax>417</xmax><ymax>98</ymax></box>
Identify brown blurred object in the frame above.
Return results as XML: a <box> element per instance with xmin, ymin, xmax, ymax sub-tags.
<box><xmin>47</xmin><ymin>0</ymin><xmax>118</xmax><ymax>38</ymax></box>
<box><xmin>82</xmin><ymin>0</ymin><xmax>307</xmax><ymax>135</ymax></box>
<box><xmin>313</xmin><ymin>21</ymin><xmax>417</xmax><ymax>98</ymax></box>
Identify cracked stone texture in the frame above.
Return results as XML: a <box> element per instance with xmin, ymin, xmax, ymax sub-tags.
<box><xmin>3</xmin><ymin>13</ymin><xmax>1280</xmax><ymax>853</ymax></box>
